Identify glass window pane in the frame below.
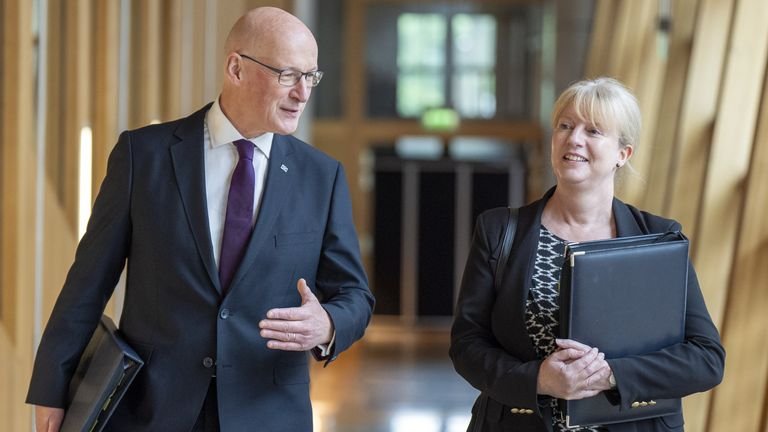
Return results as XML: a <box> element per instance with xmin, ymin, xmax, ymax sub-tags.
<box><xmin>453</xmin><ymin>71</ymin><xmax>496</xmax><ymax>119</ymax></box>
<box><xmin>315</xmin><ymin>0</ymin><xmax>344</xmax><ymax>118</ymax></box>
<box><xmin>398</xmin><ymin>73</ymin><xmax>445</xmax><ymax>117</ymax></box>
<box><xmin>453</xmin><ymin>14</ymin><xmax>497</xmax><ymax>68</ymax></box>
<box><xmin>397</xmin><ymin>13</ymin><xmax>447</xmax><ymax>68</ymax></box>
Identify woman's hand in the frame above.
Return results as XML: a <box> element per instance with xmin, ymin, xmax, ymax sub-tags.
<box><xmin>537</xmin><ymin>338</ymin><xmax>613</xmax><ymax>399</ymax></box>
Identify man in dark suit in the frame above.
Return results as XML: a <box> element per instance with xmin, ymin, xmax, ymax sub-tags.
<box><xmin>27</xmin><ymin>7</ymin><xmax>374</xmax><ymax>432</ymax></box>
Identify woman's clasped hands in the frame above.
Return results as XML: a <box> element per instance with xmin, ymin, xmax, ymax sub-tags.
<box><xmin>537</xmin><ymin>338</ymin><xmax>614</xmax><ymax>400</ymax></box>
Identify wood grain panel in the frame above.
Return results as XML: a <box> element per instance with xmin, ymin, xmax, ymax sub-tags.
<box><xmin>1</xmin><ymin>0</ymin><xmax>37</xmax><ymax>431</ymax></box>
<box><xmin>692</xmin><ymin>1</ymin><xmax>768</xmax><ymax>428</ymax></box>
<box><xmin>643</xmin><ymin>0</ymin><xmax>700</xmax><ymax>214</ymax></box>
<box><xmin>162</xmin><ymin>0</ymin><xmax>183</xmax><ymax>121</ymax></box>
<box><xmin>130</xmin><ymin>0</ymin><xmax>162</xmax><ymax>127</ymax></box>
<box><xmin>665</xmin><ymin>0</ymin><xmax>735</xmax><ymax>251</ymax></box>
<box><xmin>92</xmin><ymin>0</ymin><xmax>119</xmax><ymax>195</ymax></box>
<box><xmin>708</xmin><ymin>61</ymin><xmax>768</xmax><ymax>432</ymax></box>
<box><xmin>617</xmin><ymin>0</ymin><xmax>662</xmax><ymax>206</ymax></box>
<box><xmin>584</xmin><ymin>0</ymin><xmax>617</xmax><ymax>79</ymax></box>
<box><xmin>607</xmin><ymin>0</ymin><xmax>653</xmax><ymax>87</ymax></box>
<box><xmin>695</xmin><ymin>0</ymin><xmax>768</xmax><ymax>329</ymax></box>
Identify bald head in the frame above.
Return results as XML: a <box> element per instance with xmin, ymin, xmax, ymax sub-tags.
<box><xmin>219</xmin><ymin>7</ymin><xmax>319</xmax><ymax>137</ymax></box>
<box><xmin>224</xmin><ymin>7</ymin><xmax>316</xmax><ymax>60</ymax></box>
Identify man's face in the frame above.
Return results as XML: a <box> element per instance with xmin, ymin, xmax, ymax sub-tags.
<box><xmin>239</xmin><ymin>34</ymin><xmax>318</xmax><ymax>136</ymax></box>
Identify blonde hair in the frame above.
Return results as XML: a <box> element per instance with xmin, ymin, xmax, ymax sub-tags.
<box><xmin>551</xmin><ymin>77</ymin><xmax>641</xmax><ymax>150</ymax></box>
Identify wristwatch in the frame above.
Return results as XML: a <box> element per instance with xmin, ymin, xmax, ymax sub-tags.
<box><xmin>608</xmin><ymin>372</ymin><xmax>617</xmax><ymax>389</ymax></box>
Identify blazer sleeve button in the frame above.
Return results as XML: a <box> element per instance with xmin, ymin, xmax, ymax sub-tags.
<box><xmin>203</xmin><ymin>357</ymin><xmax>215</xmax><ymax>368</ymax></box>
<box><xmin>631</xmin><ymin>402</ymin><xmax>640</xmax><ymax>408</ymax></box>
<box><xmin>510</xmin><ymin>408</ymin><xmax>520</xmax><ymax>414</ymax></box>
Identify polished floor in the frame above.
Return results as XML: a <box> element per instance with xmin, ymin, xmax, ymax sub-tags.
<box><xmin>309</xmin><ymin>317</ymin><xmax>478</xmax><ymax>432</ymax></box>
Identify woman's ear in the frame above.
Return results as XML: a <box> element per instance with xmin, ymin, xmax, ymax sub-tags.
<box><xmin>618</xmin><ymin>145</ymin><xmax>633</xmax><ymax>166</ymax></box>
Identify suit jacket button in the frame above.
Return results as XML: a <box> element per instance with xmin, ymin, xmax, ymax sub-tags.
<box><xmin>203</xmin><ymin>357</ymin><xmax>215</xmax><ymax>368</ymax></box>
<box><xmin>640</xmin><ymin>401</ymin><xmax>649</xmax><ymax>407</ymax></box>
<box><xmin>631</xmin><ymin>402</ymin><xmax>640</xmax><ymax>408</ymax></box>
<box><xmin>649</xmin><ymin>400</ymin><xmax>657</xmax><ymax>406</ymax></box>
<box><xmin>524</xmin><ymin>409</ymin><xmax>534</xmax><ymax>415</ymax></box>
<box><xmin>510</xmin><ymin>408</ymin><xmax>519</xmax><ymax>414</ymax></box>
<box><xmin>220</xmin><ymin>308</ymin><xmax>230</xmax><ymax>319</ymax></box>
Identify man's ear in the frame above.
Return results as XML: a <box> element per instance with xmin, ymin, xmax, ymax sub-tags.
<box><xmin>225</xmin><ymin>54</ymin><xmax>243</xmax><ymax>83</ymax></box>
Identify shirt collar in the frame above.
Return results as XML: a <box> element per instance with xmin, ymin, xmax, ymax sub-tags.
<box><xmin>206</xmin><ymin>98</ymin><xmax>273</xmax><ymax>158</ymax></box>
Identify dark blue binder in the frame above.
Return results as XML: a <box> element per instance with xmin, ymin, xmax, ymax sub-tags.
<box><xmin>558</xmin><ymin>232</ymin><xmax>688</xmax><ymax>429</ymax></box>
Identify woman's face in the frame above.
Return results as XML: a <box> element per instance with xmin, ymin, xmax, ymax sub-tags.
<box><xmin>550</xmin><ymin>105</ymin><xmax>632</xmax><ymax>190</ymax></box>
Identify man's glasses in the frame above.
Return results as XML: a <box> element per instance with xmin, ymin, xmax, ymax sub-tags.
<box><xmin>238</xmin><ymin>53</ymin><xmax>323</xmax><ymax>87</ymax></box>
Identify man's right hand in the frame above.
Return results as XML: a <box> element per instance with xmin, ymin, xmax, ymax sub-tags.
<box><xmin>35</xmin><ymin>405</ymin><xmax>64</xmax><ymax>432</ymax></box>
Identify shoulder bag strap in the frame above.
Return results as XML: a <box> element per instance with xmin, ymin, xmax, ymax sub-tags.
<box><xmin>494</xmin><ymin>207</ymin><xmax>519</xmax><ymax>291</ymax></box>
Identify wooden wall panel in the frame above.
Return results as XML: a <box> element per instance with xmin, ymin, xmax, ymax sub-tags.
<box><xmin>91</xmin><ymin>0</ymin><xmax>119</xmax><ymax>191</ymax></box>
<box><xmin>0</xmin><ymin>0</ymin><xmax>37</xmax><ymax>431</ymax></box>
<box><xmin>586</xmin><ymin>0</ymin><xmax>665</xmax><ymax>207</ymax></box>
<box><xmin>616</xmin><ymin>0</ymin><xmax>663</xmax><ymax>206</ymax></box>
<box><xmin>708</xmin><ymin>60</ymin><xmax>768</xmax><ymax>432</ymax></box>
<box><xmin>584</xmin><ymin>0</ymin><xmax>617</xmax><ymax>79</ymax></box>
<box><xmin>643</xmin><ymin>0</ymin><xmax>700</xmax><ymax>214</ymax></box>
<box><xmin>0</xmin><ymin>0</ymin><xmax>5</xmax><ymax>329</ymax></box>
<box><xmin>694</xmin><ymin>0</ymin><xmax>768</xmax><ymax>330</ymax></box>
<box><xmin>665</xmin><ymin>0</ymin><xmax>735</xmax><ymax>251</ymax></box>
<box><xmin>162</xmin><ymin>0</ymin><xmax>183</xmax><ymax>121</ymax></box>
<box><xmin>130</xmin><ymin>0</ymin><xmax>162</xmax><ymax>127</ymax></box>
<box><xmin>691</xmin><ymin>1</ymin><xmax>768</xmax><ymax>428</ymax></box>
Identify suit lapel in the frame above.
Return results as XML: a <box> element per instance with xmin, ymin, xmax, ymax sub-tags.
<box><xmin>227</xmin><ymin>134</ymin><xmax>295</xmax><ymax>292</ymax></box>
<box><xmin>169</xmin><ymin>104</ymin><xmax>221</xmax><ymax>292</ymax></box>
<box><xmin>612</xmin><ymin>197</ymin><xmax>644</xmax><ymax>237</ymax></box>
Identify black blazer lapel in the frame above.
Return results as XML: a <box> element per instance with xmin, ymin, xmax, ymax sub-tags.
<box><xmin>227</xmin><ymin>134</ymin><xmax>295</xmax><ymax>292</ymax></box>
<box><xmin>169</xmin><ymin>104</ymin><xmax>221</xmax><ymax>292</ymax></box>
<box><xmin>613</xmin><ymin>197</ymin><xmax>646</xmax><ymax>237</ymax></box>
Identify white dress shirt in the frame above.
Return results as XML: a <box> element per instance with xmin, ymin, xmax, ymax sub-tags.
<box><xmin>204</xmin><ymin>98</ymin><xmax>272</xmax><ymax>267</ymax></box>
<box><xmin>203</xmin><ymin>99</ymin><xmax>335</xmax><ymax>355</ymax></box>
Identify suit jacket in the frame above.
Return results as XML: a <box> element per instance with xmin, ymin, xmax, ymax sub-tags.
<box><xmin>449</xmin><ymin>187</ymin><xmax>725</xmax><ymax>432</ymax></box>
<box><xmin>27</xmin><ymin>104</ymin><xmax>375</xmax><ymax>431</ymax></box>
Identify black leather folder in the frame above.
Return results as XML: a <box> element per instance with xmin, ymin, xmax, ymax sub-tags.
<box><xmin>60</xmin><ymin>315</ymin><xmax>144</xmax><ymax>432</ymax></box>
<box><xmin>558</xmin><ymin>232</ymin><xmax>689</xmax><ymax>429</ymax></box>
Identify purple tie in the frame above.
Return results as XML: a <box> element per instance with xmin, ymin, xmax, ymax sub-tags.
<box><xmin>219</xmin><ymin>139</ymin><xmax>255</xmax><ymax>293</ymax></box>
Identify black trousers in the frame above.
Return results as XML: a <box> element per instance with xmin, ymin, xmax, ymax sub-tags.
<box><xmin>192</xmin><ymin>378</ymin><xmax>220</xmax><ymax>432</ymax></box>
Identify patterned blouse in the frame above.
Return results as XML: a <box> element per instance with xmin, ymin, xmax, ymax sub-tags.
<box><xmin>524</xmin><ymin>226</ymin><xmax>606</xmax><ymax>432</ymax></box>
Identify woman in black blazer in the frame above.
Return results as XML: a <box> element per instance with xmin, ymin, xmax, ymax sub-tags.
<box><xmin>450</xmin><ymin>77</ymin><xmax>724</xmax><ymax>432</ymax></box>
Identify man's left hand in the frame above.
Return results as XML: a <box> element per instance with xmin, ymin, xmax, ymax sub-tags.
<box><xmin>259</xmin><ymin>278</ymin><xmax>334</xmax><ymax>351</ymax></box>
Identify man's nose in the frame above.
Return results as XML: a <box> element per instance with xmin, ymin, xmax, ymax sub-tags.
<box><xmin>291</xmin><ymin>78</ymin><xmax>312</xmax><ymax>102</ymax></box>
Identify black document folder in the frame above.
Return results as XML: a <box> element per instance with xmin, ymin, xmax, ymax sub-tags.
<box><xmin>558</xmin><ymin>232</ymin><xmax>689</xmax><ymax>429</ymax></box>
<box><xmin>60</xmin><ymin>315</ymin><xmax>144</xmax><ymax>432</ymax></box>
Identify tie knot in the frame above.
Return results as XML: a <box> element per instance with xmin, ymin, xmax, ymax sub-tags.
<box><xmin>234</xmin><ymin>139</ymin><xmax>254</xmax><ymax>161</ymax></box>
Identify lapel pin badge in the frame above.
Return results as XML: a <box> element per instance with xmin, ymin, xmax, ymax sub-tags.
<box><xmin>280</xmin><ymin>164</ymin><xmax>288</xmax><ymax>173</ymax></box>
